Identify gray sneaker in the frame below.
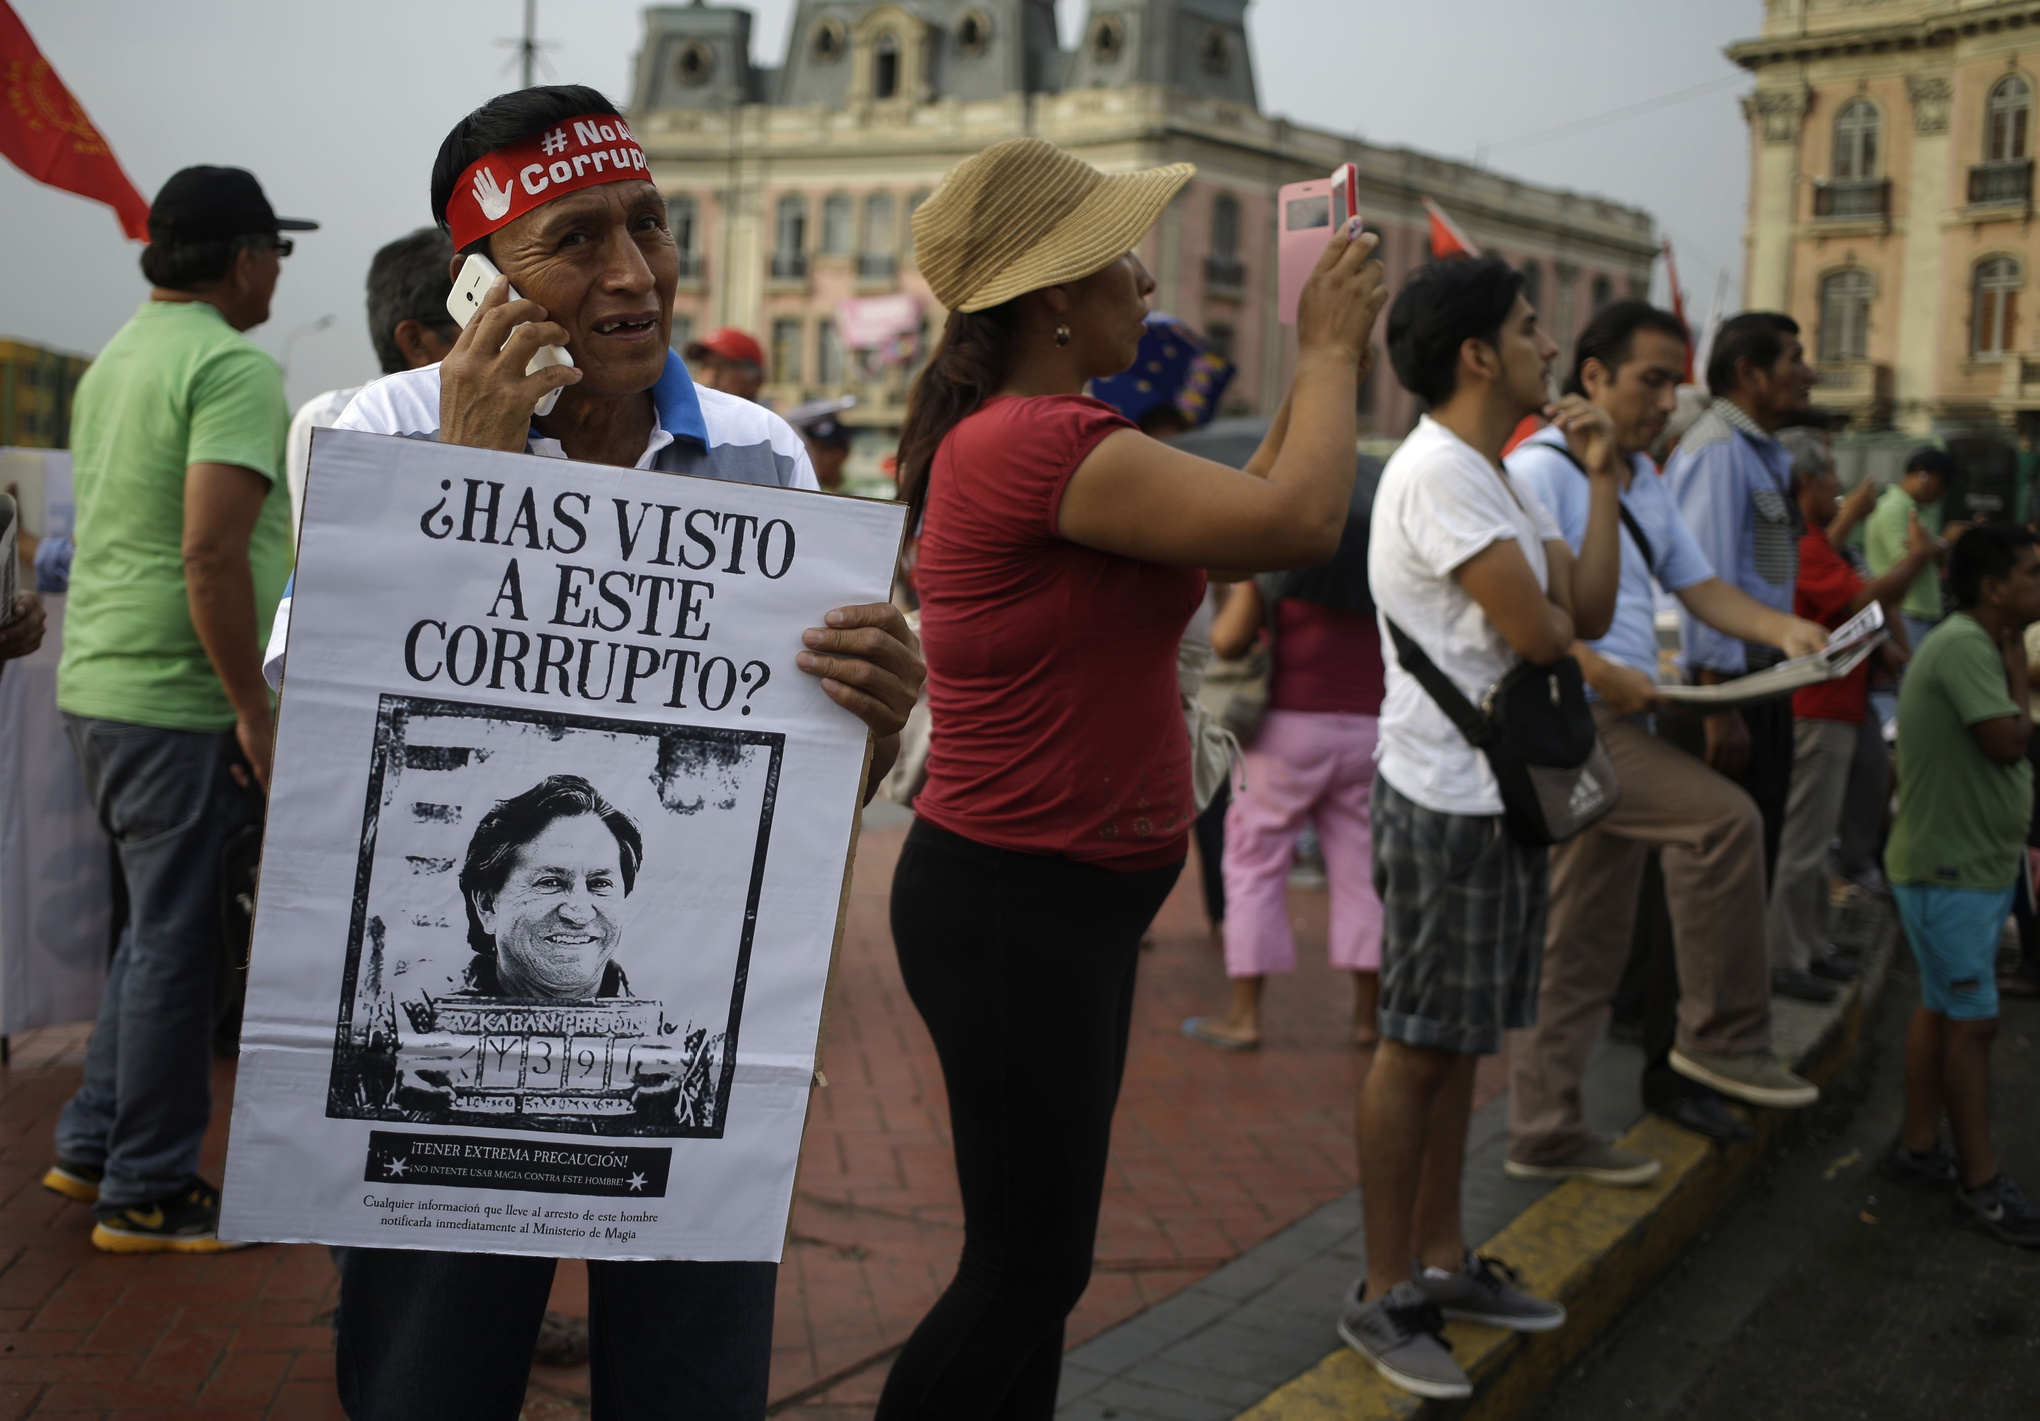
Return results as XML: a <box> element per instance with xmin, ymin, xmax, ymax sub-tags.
<box><xmin>1957</xmin><ymin>1173</ymin><xmax>2040</xmax><ymax>1247</ymax></box>
<box><xmin>1414</xmin><ymin>1250</ymin><xmax>1566</xmax><ymax>1332</ymax></box>
<box><xmin>1669</xmin><ymin>1048</ymin><xmax>1819</xmax><ymax>1109</ymax></box>
<box><xmin>1504</xmin><ymin>1139</ymin><xmax>1662</xmax><ymax>1187</ymax></box>
<box><xmin>1336</xmin><ymin>1279</ymin><xmax>1471</xmax><ymax>1400</ymax></box>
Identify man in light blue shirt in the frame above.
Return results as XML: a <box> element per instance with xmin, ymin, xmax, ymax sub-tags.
<box><xmin>1503</xmin><ymin>302</ymin><xmax>1828</xmax><ymax>1182</ymax></box>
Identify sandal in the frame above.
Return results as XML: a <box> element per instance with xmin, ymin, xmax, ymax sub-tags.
<box><xmin>1182</xmin><ymin>1016</ymin><xmax>1259</xmax><ymax>1051</ymax></box>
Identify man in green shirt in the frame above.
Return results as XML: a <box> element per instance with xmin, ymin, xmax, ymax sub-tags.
<box><xmin>1885</xmin><ymin>523</ymin><xmax>2040</xmax><ymax>1247</ymax></box>
<box><xmin>44</xmin><ymin>166</ymin><xmax>316</xmax><ymax>1255</ymax></box>
<box><xmin>1865</xmin><ymin>447</ymin><xmax>1960</xmax><ymax>651</ymax></box>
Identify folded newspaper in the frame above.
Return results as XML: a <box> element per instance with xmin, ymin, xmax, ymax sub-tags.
<box><xmin>1657</xmin><ymin>601</ymin><xmax>1888</xmax><ymax>710</ymax></box>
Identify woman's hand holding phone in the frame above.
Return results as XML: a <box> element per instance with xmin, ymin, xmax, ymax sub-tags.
<box><xmin>1296</xmin><ymin>221</ymin><xmax>1387</xmax><ymax>380</ymax></box>
<box><xmin>438</xmin><ymin>274</ymin><xmax>583</xmax><ymax>452</ymax></box>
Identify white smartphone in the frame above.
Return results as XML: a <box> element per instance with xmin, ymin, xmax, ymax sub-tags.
<box><xmin>446</xmin><ymin>253</ymin><xmax>576</xmax><ymax>418</ymax></box>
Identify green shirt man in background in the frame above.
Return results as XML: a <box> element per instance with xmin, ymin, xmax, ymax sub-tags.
<box><xmin>1865</xmin><ymin>447</ymin><xmax>1961</xmax><ymax>649</ymax></box>
<box><xmin>1885</xmin><ymin>524</ymin><xmax>2040</xmax><ymax>1248</ymax></box>
<box><xmin>44</xmin><ymin>166</ymin><xmax>316</xmax><ymax>1257</ymax></box>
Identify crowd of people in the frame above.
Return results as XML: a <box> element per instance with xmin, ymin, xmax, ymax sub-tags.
<box><xmin>10</xmin><ymin>75</ymin><xmax>2039</xmax><ymax>1421</ymax></box>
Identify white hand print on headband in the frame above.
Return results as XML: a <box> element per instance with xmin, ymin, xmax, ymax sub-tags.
<box><xmin>472</xmin><ymin>167</ymin><xmax>516</xmax><ymax>222</ymax></box>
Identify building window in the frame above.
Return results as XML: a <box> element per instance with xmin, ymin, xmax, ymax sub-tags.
<box><xmin>1206</xmin><ymin>192</ymin><xmax>1244</xmax><ymax>290</ymax></box>
<box><xmin>1819</xmin><ymin>269</ymin><xmax>1873</xmax><ymax>362</ymax></box>
<box><xmin>1200</xmin><ymin>29</ymin><xmax>1230</xmax><ymax>77</ymax></box>
<box><xmin>818</xmin><ymin>319</ymin><xmax>845</xmax><ymax>386</ymax></box>
<box><xmin>812</xmin><ymin>18</ymin><xmax>847</xmax><ymax>63</ymax></box>
<box><xmin>1988</xmin><ymin>75</ymin><xmax>2031</xmax><ymax>162</ymax></box>
<box><xmin>666</xmin><ymin>195</ymin><xmax>701</xmax><ymax>278</ymax></box>
<box><xmin>860</xmin><ymin>192</ymin><xmax>896</xmax><ymax>277</ymax></box>
<box><xmin>675</xmin><ymin>40</ymin><xmax>714</xmax><ymax>87</ymax></box>
<box><xmin>905</xmin><ymin>189</ymin><xmax>931</xmax><ymax>258</ymax></box>
<box><xmin>771</xmin><ymin>319</ymin><xmax>804</xmax><ymax>384</ymax></box>
<box><xmin>1521</xmin><ymin>260</ymin><xmax>1542</xmax><ymax>313</ymax></box>
<box><xmin>1974</xmin><ymin>256</ymin><xmax>2022</xmax><ymax>357</ymax></box>
<box><xmin>821</xmin><ymin>194</ymin><xmax>853</xmax><ymax>255</ymax></box>
<box><xmin>772</xmin><ymin>195</ymin><xmax>807</xmax><ymax>279</ymax></box>
<box><xmin>1832</xmin><ymin>98</ymin><xmax>1880</xmax><ymax>179</ymax></box>
<box><xmin>1205</xmin><ymin>320</ymin><xmax>1235</xmax><ymax>362</ymax></box>
<box><xmin>956</xmin><ymin>10</ymin><xmax>991</xmax><ymax>56</ymax></box>
<box><xmin>1591</xmin><ymin>274</ymin><xmax>1612</xmax><ymax>314</ymax></box>
<box><xmin>874</xmin><ymin>33</ymin><xmax>900</xmax><ymax>100</ymax></box>
<box><xmin>671</xmin><ymin>313</ymin><xmax>694</xmax><ymax>353</ymax></box>
<box><xmin>1090</xmin><ymin>15</ymin><xmax>1125</xmax><ymax>64</ymax></box>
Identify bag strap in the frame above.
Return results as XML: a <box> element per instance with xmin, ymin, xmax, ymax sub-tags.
<box><xmin>1545</xmin><ymin>442</ymin><xmax>1656</xmax><ymax>575</ymax></box>
<box><xmin>1384</xmin><ymin>618</ymin><xmax>1499</xmax><ymax>749</ymax></box>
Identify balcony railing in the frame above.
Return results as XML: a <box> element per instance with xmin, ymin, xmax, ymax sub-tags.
<box><xmin>769</xmin><ymin>252</ymin><xmax>808</xmax><ymax>279</ymax></box>
<box><xmin>856</xmin><ymin>253</ymin><xmax>897</xmax><ymax>280</ymax></box>
<box><xmin>676</xmin><ymin>251</ymin><xmax>705</xmax><ymax>280</ymax></box>
<box><xmin>1205</xmin><ymin>254</ymin><xmax>1247</xmax><ymax>293</ymax></box>
<box><xmin>1809</xmin><ymin>360</ymin><xmax>1892</xmax><ymax>413</ymax></box>
<box><xmin>1812</xmin><ymin>178</ymin><xmax>1889</xmax><ymax>220</ymax></box>
<box><xmin>1969</xmin><ymin>159</ymin><xmax>2034</xmax><ymax>207</ymax></box>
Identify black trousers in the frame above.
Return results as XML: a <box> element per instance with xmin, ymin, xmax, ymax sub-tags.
<box><xmin>877</xmin><ymin>820</ymin><xmax>1182</xmax><ymax>1421</ymax></box>
<box><xmin>334</xmin><ymin>1248</ymin><xmax>775</xmax><ymax>1420</ymax></box>
<box><xmin>1642</xmin><ymin>697</ymin><xmax>1795</xmax><ymax>1105</ymax></box>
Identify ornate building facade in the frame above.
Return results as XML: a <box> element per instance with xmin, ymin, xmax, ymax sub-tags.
<box><xmin>1733</xmin><ymin>0</ymin><xmax>2040</xmax><ymax>437</ymax></box>
<box><xmin>629</xmin><ymin>1</ymin><xmax>1656</xmax><ymax>444</ymax></box>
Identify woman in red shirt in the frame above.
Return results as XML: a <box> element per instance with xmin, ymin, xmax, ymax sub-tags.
<box><xmin>878</xmin><ymin>138</ymin><xmax>1386</xmax><ymax>1419</ymax></box>
<box><xmin>1182</xmin><ymin>469</ymin><xmax>1387</xmax><ymax>1052</ymax></box>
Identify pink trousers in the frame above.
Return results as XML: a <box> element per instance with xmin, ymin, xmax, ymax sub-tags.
<box><xmin>1221</xmin><ymin>709</ymin><xmax>1383</xmax><ymax>978</ymax></box>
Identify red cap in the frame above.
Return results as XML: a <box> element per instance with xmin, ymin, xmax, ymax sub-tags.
<box><xmin>685</xmin><ymin>327</ymin><xmax>766</xmax><ymax>369</ymax></box>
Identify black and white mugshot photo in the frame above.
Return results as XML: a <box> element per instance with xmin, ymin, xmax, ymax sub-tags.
<box><xmin>327</xmin><ymin>696</ymin><xmax>782</xmax><ymax>1138</ymax></box>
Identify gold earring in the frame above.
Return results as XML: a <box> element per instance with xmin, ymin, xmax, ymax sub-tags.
<box><xmin>1055</xmin><ymin>325</ymin><xmax>1071</xmax><ymax>348</ymax></box>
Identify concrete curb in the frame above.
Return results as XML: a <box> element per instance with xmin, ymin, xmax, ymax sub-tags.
<box><xmin>1232</xmin><ymin>905</ymin><xmax>1896</xmax><ymax>1421</ymax></box>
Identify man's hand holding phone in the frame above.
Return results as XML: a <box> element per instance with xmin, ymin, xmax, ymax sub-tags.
<box><xmin>438</xmin><ymin>273</ymin><xmax>582</xmax><ymax>452</ymax></box>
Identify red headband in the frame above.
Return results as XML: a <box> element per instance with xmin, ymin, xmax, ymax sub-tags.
<box><xmin>446</xmin><ymin>113</ymin><xmax>651</xmax><ymax>250</ymax></box>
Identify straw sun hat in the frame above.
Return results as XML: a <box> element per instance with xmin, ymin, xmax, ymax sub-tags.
<box><xmin>911</xmin><ymin>138</ymin><xmax>1195</xmax><ymax>314</ymax></box>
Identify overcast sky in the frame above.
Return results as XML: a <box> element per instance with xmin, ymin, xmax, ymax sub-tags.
<box><xmin>0</xmin><ymin>0</ymin><xmax>1763</xmax><ymax>407</ymax></box>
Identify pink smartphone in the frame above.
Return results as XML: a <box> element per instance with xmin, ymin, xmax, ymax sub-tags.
<box><xmin>1277</xmin><ymin>164</ymin><xmax>1359</xmax><ymax>326</ymax></box>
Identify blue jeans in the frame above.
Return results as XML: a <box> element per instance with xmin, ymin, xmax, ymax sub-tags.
<box><xmin>57</xmin><ymin>716</ymin><xmax>261</xmax><ymax>1208</ymax></box>
<box><xmin>335</xmin><ymin>1248</ymin><xmax>776</xmax><ymax>1420</ymax></box>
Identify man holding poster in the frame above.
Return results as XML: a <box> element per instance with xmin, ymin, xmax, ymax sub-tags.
<box><xmin>238</xmin><ymin>85</ymin><xmax>921</xmax><ymax>1420</ymax></box>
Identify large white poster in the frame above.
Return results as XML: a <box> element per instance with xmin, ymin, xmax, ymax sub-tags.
<box><xmin>222</xmin><ymin>428</ymin><xmax>905</xmax><ymax>1261</ymax></box>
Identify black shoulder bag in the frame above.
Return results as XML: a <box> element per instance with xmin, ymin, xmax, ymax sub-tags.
<box><xmin>1385</xmin><ymin>622</ymin><xmax>1619</xmax><ymax>848</ymax></box>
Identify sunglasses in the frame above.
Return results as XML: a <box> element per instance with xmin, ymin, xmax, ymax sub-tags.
<box><xmin>263</xmin><ymin>237</ymin><xmax>295</xmax><ymax>258</ymax></box>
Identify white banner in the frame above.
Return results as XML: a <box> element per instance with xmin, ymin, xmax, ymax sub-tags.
<box><xmin>222</xmin><ymin>428</ymin><xmax>905</xmax><ymax>1261</ymax></box>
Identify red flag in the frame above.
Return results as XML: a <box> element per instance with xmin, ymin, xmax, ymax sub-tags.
<box><xmin>0</xmin><ymin>1</ymin><xmax>148</xmax><ymax>239</ymax></box>
<box><xmin>1422</xmin><ymin>197</ymin><xmax>1480</xmax><ymax>260</ymax></box>
<box><xmin>1660</xmin><ymin>236</ymin><xmax>1694</xmax><ymax>383</ymax></box>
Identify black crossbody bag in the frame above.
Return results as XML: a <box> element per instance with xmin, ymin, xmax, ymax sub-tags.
<box><xmin>1386</xmin><ymin>621</ymin><xmax>1618</xmax><ymax>846</ymax></box>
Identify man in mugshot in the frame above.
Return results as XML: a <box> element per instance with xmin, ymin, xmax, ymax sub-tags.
<box><xmin>379</xmin><ymin>774</ymin><xmax>716</xmax><ymax>1131</ymax></box>
<box><xmin>458</xmin><ymin>774</ymin><xmax>641</xmax><ymax>1001</ymax></box>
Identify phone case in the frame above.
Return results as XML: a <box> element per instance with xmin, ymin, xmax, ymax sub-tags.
<box><xmin>1277</xmin><ymin>164</ymin><xmax>1359</xmax><ymax>326</ymax></box>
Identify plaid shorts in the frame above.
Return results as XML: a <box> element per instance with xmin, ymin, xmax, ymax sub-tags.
<box><xmin>1370</xmin><ymin>775</ymin><xmax>1548</xmax><ymax>1055</ymax></box>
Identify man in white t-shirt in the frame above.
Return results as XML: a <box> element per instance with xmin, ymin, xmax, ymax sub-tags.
<box><xmin>1340</xmin><ymin>256</ymin><xmax>1625</xmax><ymax>1402</ymax></box>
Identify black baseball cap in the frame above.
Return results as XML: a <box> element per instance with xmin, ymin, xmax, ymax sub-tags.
<box><xmin>147</xmin><ymin>166</ymin><xmax>319</xmax><ymax>244</ymax></box>
<box><xmin>804</xmin><ymin>416</ymin><xmax>851</xmax><ymax>449</ymax></box>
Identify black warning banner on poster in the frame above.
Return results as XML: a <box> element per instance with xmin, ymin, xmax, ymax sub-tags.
<box><xmin>364</xmin><ymin>1129</ymin><xmax>672</xmax><ymax>1198</ymax></box>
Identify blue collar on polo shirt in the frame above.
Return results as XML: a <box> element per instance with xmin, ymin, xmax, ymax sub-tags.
<box><xmin>527</xmin><ymin>348</ymin><xmax>711</xmax><ymax>463</ymax></box>
<box><xmin>651</xmin><ymin>348</ymin><xmax>709</xmax><ymax>445</ymax></box>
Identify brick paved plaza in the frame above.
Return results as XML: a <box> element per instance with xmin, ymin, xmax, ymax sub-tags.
<box><xmin>0</xmin><ymin>816</ymin><xmax>1507</xmax><ymax>1419</ymax></box>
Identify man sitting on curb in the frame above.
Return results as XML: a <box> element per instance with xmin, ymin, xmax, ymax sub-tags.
<box><xmin>1884</xmin><ymin>523</ymin><xmax>2040</xmax><ymax>1246</ymax></box>
<box><xmin>1505</xmin><ymin>301</ymin><xmax>1827</xmax><ymax>1187</ymax></box>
